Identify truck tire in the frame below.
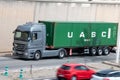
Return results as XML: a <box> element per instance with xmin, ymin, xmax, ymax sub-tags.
<box><xmin>58</xmin><ymin>49</ymin><xmax>66</xmax><ymax>59</ymax></box>
<box><xmin>34</xmin><ymin>51</ymin><xmax>41</xmax><ymax>60</ymax></box>
<box><xmin>90</xmin><ymin>47</ymin><xmax>97</xmax><ymax>56</ymax></box>
<box><xmin>97</xmin><ymin>47</ymin><xmax>103</xmax><ymax>56</ymax></box>
<box><xmin>103</xmin><ymin>47</ymin><xmax>110</xmax><ymax>55</ymax></box>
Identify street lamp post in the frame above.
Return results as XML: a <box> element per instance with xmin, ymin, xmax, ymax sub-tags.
<box><xmin>116</xmin><ymin>24</ymin><xmax>120</xmax><ymax>64</ymax></box>
<box><xmin>116</xmin><ymin>10</ymin><xmax>120</xmax><ymax>64</ymax></box>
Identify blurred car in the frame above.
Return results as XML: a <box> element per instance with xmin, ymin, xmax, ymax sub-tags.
<box><xmin>56</xmin><ymin>63</ymin><xmax>95</xmax><ymax>80</ymax></box>
<box><xmin>90</xmin><ymin>69</ymin><xmax>120</xmax><ymax>80</ymax></box>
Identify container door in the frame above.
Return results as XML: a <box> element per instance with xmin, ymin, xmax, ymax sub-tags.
<box><xmin>90</xmin><ymin>23</ymin><xmax>118</xmax><ymax>46</ymax></box>
<box><xmin>31</xmin><ymin>31</ymin><xmax>43</xmax><ymax>49</ymax></box>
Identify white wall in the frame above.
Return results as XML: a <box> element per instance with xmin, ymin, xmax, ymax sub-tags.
<box><xmin>35</xmin><ymin>2</ymin><xmax>120</xmax><ymax>22</ymax></box>
<box><xmin>95</xmin><ymin>4</ymin><xmax>120</xmax><ymax>22</ymax></box>
<box><xmin>0</xmin><ymin>1</ymin><xmax>35</xmax><ymax>52</ymax></box>
<box><xmin>0</xmin><ymin>0</ymin><xmax>120</xmax><ymax>52</ymax></box>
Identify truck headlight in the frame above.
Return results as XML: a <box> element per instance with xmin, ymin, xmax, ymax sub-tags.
<box><xmin>24</xmin><ymin>52</ymin><xmax>28</xmax><ymax>56</ymax></box>
<box><xmin>12</xmin><ymin>50</ymin><xmax>15</xmax><ymax>53</ymax></box>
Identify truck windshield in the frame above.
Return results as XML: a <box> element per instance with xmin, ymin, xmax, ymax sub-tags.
<box><xmin>14</xmin><ymin>31</ymin><xmax>30</xmax><ymax>41</ymax></box>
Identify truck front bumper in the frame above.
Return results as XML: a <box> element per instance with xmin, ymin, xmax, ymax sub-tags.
<box><xmin>13</xmin><ymin>50</ymin><xmax>34</xmax><ymax>59</ymax></box>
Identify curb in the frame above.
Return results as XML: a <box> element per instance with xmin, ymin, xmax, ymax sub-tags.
<box><xmin>102</xmin><ymin>61</ymin><xmax>120</xmax><ymax>68</ymax></box>
<box><xmin>87</xmin><ymin>65</ymin><xmax>98</xmax><ymax>70</ymax></box>
<box><xmin>0</xmin><ymin>53</ymin><xmax>12</xmax><ymax>57</ymax></box>
<box><xmin>27</xmin><ymin>78</ymin><xmax>55</xmax><ymax>80</ymax></box>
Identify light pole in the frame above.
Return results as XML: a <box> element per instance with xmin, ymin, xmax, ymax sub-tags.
<box><xmin>116</xmin><ymin>23</ymin><xmax>120</xmax><ymax>64</ymax></box>
<box><xmin>116</xmin><ymin>6</ymin><xmax>120</xmax><ymax>64</ymax></box>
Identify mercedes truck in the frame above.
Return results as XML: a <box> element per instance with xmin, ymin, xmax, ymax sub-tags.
<box><xmin>13</xmin><ymin>21</ymin><xmax>118</xmax><ymax>60</ymax></box>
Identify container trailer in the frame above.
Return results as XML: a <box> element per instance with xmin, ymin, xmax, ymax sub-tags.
<box><xmin>13</xmin><ymin>21</ymin><xmax>118</xmax><ymax>60</ymax></box>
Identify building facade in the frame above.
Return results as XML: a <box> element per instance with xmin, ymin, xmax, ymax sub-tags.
<box><xmin>0</xmin><ymin>0</ymin><xmax>120</xmax><ymax>52</ymax></box>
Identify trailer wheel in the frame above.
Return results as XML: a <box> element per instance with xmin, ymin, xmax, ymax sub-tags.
<box><xmin>34</xmin><ymin>51</ymin><xmax>41</xmax><ymax>60</ymax></box>
<box><xmin>103</xmin><ymin>47</ymin><xmax>110</xmax><ymax>55</ymax></box>
<box><xmin>58</xmin><ymin>49</ymin><xmax>65</xmax><ymax>59</ymax></box>
<box><xmin>90</xmin><ymin>47</ymin><xmax>97</xmax><ymax>56</ymax></box>
<box><xmin>97</xmin><ymin>47</ymin><xmax>103</xmax><ymax>56</ymax></box>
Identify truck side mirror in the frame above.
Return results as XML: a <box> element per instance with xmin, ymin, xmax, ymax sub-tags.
<box><xmin>13</xmin><ymin>30</ymin><xmax>15</xmax><ymax>33</ymax></box>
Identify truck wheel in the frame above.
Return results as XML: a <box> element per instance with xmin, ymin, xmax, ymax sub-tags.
<box><xmin>34</xmin><ymin>51</ymin><xmax>41</xmax><ymax>60</ymax></box>
<box><xmin>58</xmin><ymin>49</ymin><xmax>65</xmax><ymax>59</ymax></box>
<box><xmin>90</xmin><ymin>47</ymin><xmax>97</xmax><ymax>56</ymax></box>
<box><xmin>103</xmin><ymin>47</ymin><xmax>110</xmax><ymax>55</ymax></box>
<box><xmin>97</xmin><ymin>47</ymin><xmax>103</xmax><ymax>56</ymax></box>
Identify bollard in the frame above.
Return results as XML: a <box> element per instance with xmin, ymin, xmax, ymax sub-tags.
<box><xmin>19</xmin><ymin>69</ymin><xmax>23</xmax><ymax>80</ymax></box>
<box><xmin>30</xmin><ymin>65</ymin><xmax>33</xmax><ymax>78</ymax></box>
<box><xmin>67</xmin><ymin>60</ymin><xmax>69</xmax><ymax>63</ymax></box>
<box><xmin>4</xmin><ymin>66</ymin><xmax>8</xmax><ymax>76</ymax></box>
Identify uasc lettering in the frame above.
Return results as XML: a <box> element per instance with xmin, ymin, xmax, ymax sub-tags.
<box><xmin>67</xmin><ymin>28</ymin><xmax>111</xmax><ymax>39</ymax></box>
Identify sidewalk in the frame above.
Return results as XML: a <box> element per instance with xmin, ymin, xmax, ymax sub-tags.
<box><xmin>0</xmin><ymin>52</ymin><xmax>12</xmax><ymax>57</ymax></box>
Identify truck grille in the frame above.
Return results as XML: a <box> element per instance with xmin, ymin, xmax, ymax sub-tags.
<box><xmin>16</xmin><ymin>44</ymin><xmax>26</xmax><ymax>51</ymax></box>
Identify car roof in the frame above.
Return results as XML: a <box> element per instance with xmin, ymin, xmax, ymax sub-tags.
<box><xmin>109</xmin><ymin>70</ymin><xmax>120</xmax><ymax>74</ymax></box>
<box><xmin>97</xmin><ymin>69</ymin><xmax>116</xmax><ymax>74</ymax></box>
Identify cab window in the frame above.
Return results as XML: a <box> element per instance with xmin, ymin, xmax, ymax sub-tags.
<box><xmin>32</xmin><ymin>33</ymin><xmax>37</xmax><ymax>40</ymax></box>
<box><xmin>74</xmin><ymin>66</ymin><xmax>89</xmax><ymax>70</ymax></box>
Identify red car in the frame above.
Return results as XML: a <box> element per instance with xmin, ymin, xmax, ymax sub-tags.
<box><xmin>56</xmin><ymin>63</ymin><xmax>95</xmax><ymax>80</ymax></box>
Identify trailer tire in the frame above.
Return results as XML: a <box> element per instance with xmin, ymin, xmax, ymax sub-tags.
<box><xmin>90</xmin><ymin>47</ymin><xmax>97</xmax><ymax>56</ymax></box>
<box><xmin>58</xmin><ymin>49</ymin><xmax>66</xmax><ymax>59</ymax></box>
<box><xmin>103</xmin><ymin>47</ymin><xmax>110</xmax><ymax>55</ymax></box>
<box><xmin>97</xmin><ymin>47</ymin><xmax>103</xmax><ymax>56</ymax></box>
<box><xmin>34</xmin><ymin>51</ymin><xmax>41</xmax><ymax>60</ymax></box>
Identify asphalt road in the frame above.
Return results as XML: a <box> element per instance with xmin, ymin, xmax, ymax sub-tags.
<box><xmin>0</xmin><ymin>53</ymin><xmax>117</xmax><ymax>71</ymax></box>
<box><xmin>0</xmin><ymin>52</ymin><xmax>118</xmax><ymax>80</ymax></box>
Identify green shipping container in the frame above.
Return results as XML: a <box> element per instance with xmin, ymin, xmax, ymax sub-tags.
<box><xmin>40</xmin><ymin>21</ymin><xmax>118</xmax><ymax>48</ymax></box>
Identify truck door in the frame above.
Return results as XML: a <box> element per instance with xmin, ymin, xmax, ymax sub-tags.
<box><xmin>31</xmin><ymin>31</ymin><xmax>43</xmax><ymax>49</ymax></box>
